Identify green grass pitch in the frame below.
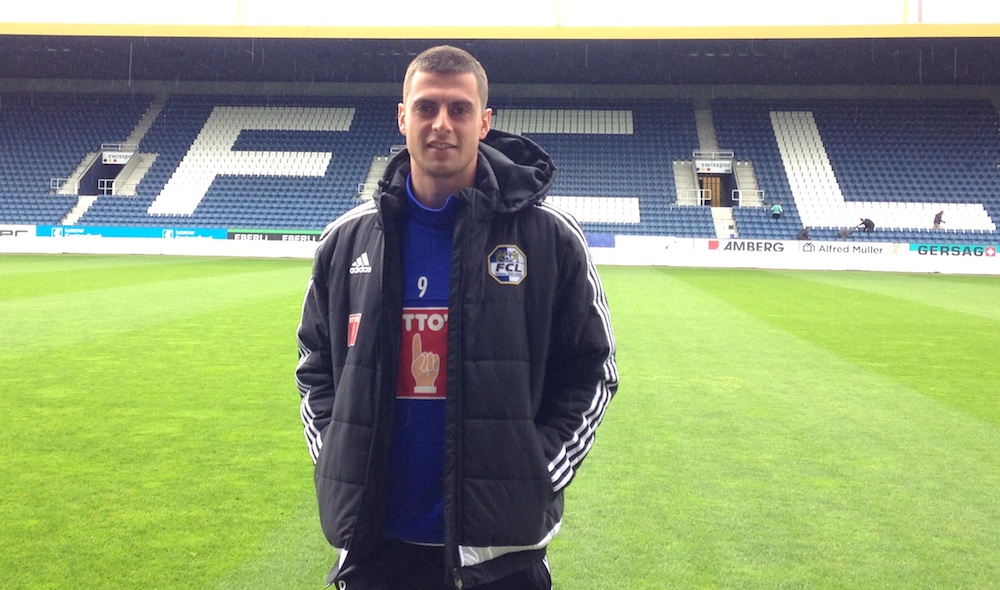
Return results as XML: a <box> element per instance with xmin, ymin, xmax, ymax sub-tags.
<box><xmin>2</xmin><ymin>254</ymin><xmax>999</xmax><ymax>589</ymax></box>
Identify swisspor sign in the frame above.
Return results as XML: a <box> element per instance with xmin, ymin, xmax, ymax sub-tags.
<box><xmin>695</xmin><ymin>159</ymin><xmax>732</xmax><ymax>174</ymax></box>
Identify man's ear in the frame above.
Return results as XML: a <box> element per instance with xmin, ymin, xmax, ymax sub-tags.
<box><xmin>480</xmin><ymin>107</ymin><xmax>493</xmax><ymax>140</ymax></box>
<box><xmin>397</xmin><ymin>103</ymin><xmax>406</xmax><ymax>135</ymax></box>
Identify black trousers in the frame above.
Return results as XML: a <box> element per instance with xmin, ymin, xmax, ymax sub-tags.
<box><xmin>333</xmin><ymin>541</ymin><xmax>552</xmax><ymax>590</ymax></box>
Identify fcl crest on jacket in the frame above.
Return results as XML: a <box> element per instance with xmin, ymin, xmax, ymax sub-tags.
<box><xmin>488</xmin><ymin>245</ymin><xmax>527</xmax><ymax>285</ymax></box>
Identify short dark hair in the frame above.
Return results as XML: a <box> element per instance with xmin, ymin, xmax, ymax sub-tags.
<box><xmin>402</xmin><ymin>45</ymin><xmax>489</xmax><ymax>110</ymax></box>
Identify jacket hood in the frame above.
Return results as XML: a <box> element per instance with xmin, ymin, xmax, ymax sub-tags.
<box><xmin>379</xmin><ymin>129</ymin><xmax>556</xmax><ymax>215</ymax></box>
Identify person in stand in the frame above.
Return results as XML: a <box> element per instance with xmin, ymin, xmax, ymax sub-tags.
<box><xmin>797</xmin><ymin>226</ymin><xmax>811</xmax><ymax>240</ymax></box>
<box><xmin>934</xmin><ymin>210</ymin><xmax>945</xmax><ymax>229</ymax></box>
<box><xmin>857</xmin><ymin>217</ymin><xmax>875</xmax><ymax>232</ymax></box>
<box><xmin>771</xmin><ymin>201</ymin><xmax>783</xmax><ymax>219</ymax></box>
<box><xmin>296</xmin><ymin>45</ymin><xmax>618</xmax><ymax>590</ymax></box>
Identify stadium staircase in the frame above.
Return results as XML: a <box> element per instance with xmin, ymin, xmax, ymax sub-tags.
<box><xmin>54</xmin><ymin>151</ymin><xmax>99</xmax><ymax>195</ymax></box>
<box><xmin>673</xmin><ymin>160</ymin><xmax>700</xmax><ymax>206</ymax></box>
<box><xmin>61</xmin><ymin>196</ymin><xmax>99</xmax><ymax>225</ymax></box>
<box><xmin>712</xmin><ymin>207</ymin><xmax>738</xmax><ymax>238</ymax></box>
<box><xmin>694</xmin><ymin>101</ymin><xmax>720</xmax><ymax>151</ymax></box>
<box><xmin>357</xmin><ymin>147</ymin><xmax>401</xmax><ymax>201</ymax></box>
<box><xmin>733</xmin><ymin>160</ymin><xmax>764</xmax><ymax>207</ymax></box>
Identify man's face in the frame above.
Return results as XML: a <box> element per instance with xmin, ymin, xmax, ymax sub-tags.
<box><xmin>398</xmin><ymin>71</ymin><xmax>491</xmax><ymax>198</ymax></box>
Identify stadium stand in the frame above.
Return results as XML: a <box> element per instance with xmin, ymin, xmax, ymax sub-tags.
<box><xmin>716</xmin><ymin>98</ymin><xmax>1000</xmax><ymax>245</ymax></box>
<box><xmin>0</xmin><ymin>93</ymin><xmax>152</xmax><ymax>225</ymax></box>
<box><xmin>82</xmin><ymin>94</ymin><xmax>400</xmax><ymax>229</ymax></box>
<box><xmin>1</xmin><ymin>90</ymin><xmax>998</xmax><ymax>244</ymax></box>
<box><xmin>492</xmin><ymin>98</ymin><xmax>709</xmax><ymax>236</ymax></box>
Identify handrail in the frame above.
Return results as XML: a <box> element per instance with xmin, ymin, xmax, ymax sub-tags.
<box><xmin>692</xmin><ymin>150</ymin><xmax>734</xmax><ymax>159</ymax></box>
<box><xmin>733</xmin><ymin>189</ymin><xmax>765</xmax><ymax>206</ymax></box>
<box><xmin>50</xmin><ymin>178</ymin><xmax>80</xmax><ymax>194</ymax></box>
<box><xmin>102</xmin><ymin>142</ymin><xmax>138</xmax><ymax>152</ymax></box>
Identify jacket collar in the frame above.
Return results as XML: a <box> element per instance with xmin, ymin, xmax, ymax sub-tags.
<box><xmin>377</xmin><ymin>129</ymin><xmax>556</xmax><ymax>218</ymax></box>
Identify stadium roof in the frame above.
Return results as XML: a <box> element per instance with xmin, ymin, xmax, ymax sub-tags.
<box><xmin>2</xmin><ymin>35</ymin><xmax>1000</xmax><ymax>87</ymax></box>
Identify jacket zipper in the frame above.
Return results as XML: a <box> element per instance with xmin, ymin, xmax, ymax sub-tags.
<box><xmin>448</xmin><ymin>199</ymin><xmax>470</xmax><ymax>589</ymax></box>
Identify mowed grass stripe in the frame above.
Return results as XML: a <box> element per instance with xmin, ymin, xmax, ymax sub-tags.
<box><xmin>783</xmin><ymin>270</ymin><xmax>1000</xmax><ymax>322</ymax></box>
<box><xmin>0</xmin><ymin>254</ymin><xmax>299</xmax><ymax>300</ymax></box>
<box><xmin>553</xmin><ymin>267</ymin><xmax>1000</xmax><ymax>589</ymax></box>
<box><xmin>667</xmin><ymin>268</ymin><xmax>1000</xmax><ymax>425</ymax></box>
<box><xmin>1</xmin><ymin>256</ymin><xmax>320</xmax><ymax>589</ymax></box>
<box><xmin>0</xmin><ymin>256</ymin><xmax>313</xmax><ymax>356</ymax></box>
<box><xmin>211</xmin><ymin>497</ymin><xmax>332</xmax><ymax>590</ymax></box>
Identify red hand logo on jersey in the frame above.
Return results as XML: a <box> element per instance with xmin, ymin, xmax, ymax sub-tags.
<box><xmin>410</xmin><ymin>333</ymin><xmax>440</xmax><ymax>394</ymax></box>
<box><xmin>398</xmin><ymin>307</ymin><xmax>448</xmax><ymax>399</ymax></box>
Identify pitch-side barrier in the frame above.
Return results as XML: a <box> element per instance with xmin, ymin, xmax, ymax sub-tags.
<box><xmin>1</xmin><ymin>225</ymin><xmax>997</xmax><ymax>275</ymax></box>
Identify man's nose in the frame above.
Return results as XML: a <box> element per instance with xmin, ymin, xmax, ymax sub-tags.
<box><xmin>432</xmin><ymin>110</ymin><xmax>451</xmax><ymax>132</ymax></box>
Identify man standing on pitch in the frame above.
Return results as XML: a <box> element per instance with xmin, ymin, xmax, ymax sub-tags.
<box><xmin>296</xmin><ymin>45</ymin><xmax>618</xmax><ymax>589</ymax></box>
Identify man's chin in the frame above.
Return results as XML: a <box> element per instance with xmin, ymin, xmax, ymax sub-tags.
<box><xmin>424</xmin><ymin>162</ymin><xmax>462</xmax><ymax>179</ymax></box>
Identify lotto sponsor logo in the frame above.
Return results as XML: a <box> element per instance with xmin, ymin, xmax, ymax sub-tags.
<box><xmin>401</xmin><ymin>311</ymin><xmax>449</xmax><ymax>332</ymax></box>
<box><xmin>399</xmin><ymin>306</ymin><xmax>448</xmax><ymax>400</ymax></box>
<box><xmin>350</xmin><ymin>252</ymin><xmax>372</xmax><ymax>274</ymax></box>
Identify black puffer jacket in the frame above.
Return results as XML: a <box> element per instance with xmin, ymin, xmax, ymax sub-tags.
<box><xmin>297</xmin><ymin>129</ymin><xmax>618</xmax><ymax>588</ymax></box>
